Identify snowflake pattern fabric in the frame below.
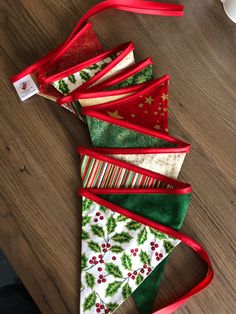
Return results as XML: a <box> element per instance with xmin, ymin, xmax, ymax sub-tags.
<box><xmin>106</xmin><ymin>65</ymin><xmax>153</xmax><ymax>90</ymax></box>
<box><xmin>80</xmin><ymin>197</ymin><xmax>180</xmax><ymax>314</ymax></box>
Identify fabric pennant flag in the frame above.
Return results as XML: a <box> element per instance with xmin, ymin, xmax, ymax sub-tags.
<box><xmin>78</xmin><ymin>188</ymin><xmax>213</xmax><ymax>314</ymax></box>
<box><xmin>84</xmin><ymin>146</ymin><xmax>188</xmax><ymax>180</ymax></box>
<box><xmin>72</xmin><ymin>75</ymin><xmax>169</xmax><ymax>133</ymax></box>
<box><xmin>38</xmin><ymin>22</ymin><xmax>105</xmax><ymax>102</ymax></box>
<box><xmin>92</xmin><ymin>57</ymin><xmax>154</xmax><ymax>91</ymax></box>
<box><xmin>83</xmin><ymin>109</ymin><xmax>189</xmax><ymax>149</ymax></box>
<box><xmin>80</xmin><ymin>195</ymin><xmax>180</xmax><ymax>314</ymax></box>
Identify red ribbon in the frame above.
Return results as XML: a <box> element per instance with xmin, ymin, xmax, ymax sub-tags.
<box><xmin>10</xmin><ymin>0</ymin><xmax>183</xmax><ymax>82</ymax></box>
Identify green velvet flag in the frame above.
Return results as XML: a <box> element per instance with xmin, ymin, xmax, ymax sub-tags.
<box><xmin>98</xmin><ymin>194</ymin><xmax>191</xmax><ymax>230</ymax></box>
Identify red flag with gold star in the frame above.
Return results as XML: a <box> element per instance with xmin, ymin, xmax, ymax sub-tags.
<box><xmin>75</xmin><ymin>75</ymin><xmax>169</xmax><ymax>133</ymax></box>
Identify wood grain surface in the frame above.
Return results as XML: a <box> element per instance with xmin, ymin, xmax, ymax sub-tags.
<box><xmin>0</xmin><ymin>0</ymin><xmax>236</xmax><ymax>313</ymax></box>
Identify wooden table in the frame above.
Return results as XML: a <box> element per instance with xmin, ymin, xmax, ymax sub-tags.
<box><xmin>0</xmin><ymin>1</ymin><xmax>236</xmax><ymax>313</ymax></box>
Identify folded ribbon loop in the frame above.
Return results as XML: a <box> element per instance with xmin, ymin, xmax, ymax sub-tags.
<box><xmin>10</xmin><ymin>1</ymin><xmax>183</xmax><ymax>83</ymax></box>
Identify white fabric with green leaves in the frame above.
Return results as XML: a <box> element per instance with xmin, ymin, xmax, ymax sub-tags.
<box><xmin>80</xmin><ymin>197</ymin><xmax>179</xmax><ymax>314</ymax></box>
<box><xmin>52</xmin><ymin>51</ymin><xmax>134</xmax><ymax>95</ymax></box>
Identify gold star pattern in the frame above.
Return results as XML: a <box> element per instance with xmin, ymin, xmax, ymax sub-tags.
<box><xmin>163</xmin><ymin>108</ymin><xmax>168</xmax><ymax>112</ymax></box>
<box><xmin>154</xmin><ymin>111</ymin><xmax>158</xmax><ymax>115</ymax></box>
<box><xmin>160</xmin><ymin>112</ymin><xmax>165</xmax><ymax>116</ymax></box>
<box><xmin>138</xmin><ymin>103</ymin><xmax>144</xmax><ymax>108</ymax></box>
<box><xmin>165</xmin><ymin>128</ymin><xmax>169</xmax><ymax>132</ymax></box>
<box><xmin>144</xmin><ymin>110</ymin><xmax>148</xmax><ymax>114</ymax></box>
<box><xmin>145</xmin><ymin>96</ymin><xmax>154</xmax><ymax>105</ymax></box>
<box><xmin>130</xmin><ymin>114</ymin><xmax>136</xmax><ymax>118</ymax></box>
<box><xmin>107</xmin><ymin>110</ymin><xmax>124</xmax><ymax>119</ymax></box>
<box><xmin>154</xmin><ymin>124</ymin><xmax>160</xmax><ymax>130</ymax></box>
<box><xmin>161</xmin><ymin>93</ymin><xmax>168</xmax><ymax>101</ymax></box>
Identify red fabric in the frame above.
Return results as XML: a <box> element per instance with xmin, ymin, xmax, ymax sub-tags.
<box><xmin>44</xmin><ymin>23</ymin><xmax>104</xmax><ymax>77</ymax></box>
<box><xmin>10</xmin><ymin>1</ymin><xmax>183</xmax><ymax>83</ymax></box>
<box><xmin>10</xmin><ymin>22</ymin><xmax>103</xmax><ymax>84</ymax></box>
<box><xmin>96</xmin><ymin>78</ymin><xmax>169</xmax><ymax>133</ymax></box>
<box><xmin>38</xmin><ymin>23</ymin><xmax>104</xmax><ymax>98</ymax></box>
<box><xmin>80</xmin><ymin>76</ymin><xmax>169</xmax><ymax>133</ymax></box>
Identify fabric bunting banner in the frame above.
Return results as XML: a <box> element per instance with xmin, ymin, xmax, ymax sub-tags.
<box><xmin>10</xmin><ymin>1</ymin><xmax>214</xmax><ymax>313</ymax></box>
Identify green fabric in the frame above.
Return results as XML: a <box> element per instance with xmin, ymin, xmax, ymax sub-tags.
<box><xmin>98</xmin><ymin>193</ymin><xmax>191</xmax><ymax>313</ymax></box>
<box><xmin>86</xmin><ymin>116</ymin><xmax>176</xmax><ymax>148</ymax></box>
<box><xmin>133</xmin><ymin>258</ymin><xmax>168</xmax><ymax>314</ymax></box>
<box><xmin>107</xmin><ymin>65</ymin><xmax>153</xmax><ymax>90</ymax></box>
<box><xmin>98</xmin><ymin>193</ymin><xmax>191</xmax><ymax>231</ymax></box>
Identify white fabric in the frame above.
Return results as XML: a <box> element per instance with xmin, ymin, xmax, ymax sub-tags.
<box><xmin>81</xmin><ymin>198</ymin><xmax>179</xmax><ymax>313</ymax></box>
<box><xmin>109</xmin><ymin>152</ymin><xmax>186</xmax><ymax>179</ymax></box>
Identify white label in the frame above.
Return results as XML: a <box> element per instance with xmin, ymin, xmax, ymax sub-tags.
<box><xmin>13</xmin><ymin>74</ymin><xmax>39</xmax><ymax>101</ymax></box>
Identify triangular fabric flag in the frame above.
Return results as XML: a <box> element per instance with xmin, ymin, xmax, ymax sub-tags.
<box><xmin>80</xmin><ymin>195</ymin><xmax>180</xmax><ymax>314</ymax></box>
<box><xmin>39</xmin><ymin>22</ymin><xmax>105</xmax><ymax>103</ymax></box>
<box><xmin>92</xmin><ymin>58</ymin><xmax>154</xmax><ymax>91</ymax></box>
<box><xmin>84</xmin><ymin>110</ymin><xmax>188</xmax><ymax>149</ymax></box>
<box><xmin>80</xmin><ymin>146</ymin><xmax>188</xmax><ymax>180</ymax></box>
<box><xmin>78</xmin><ymin>146</ymin><xmax>191</xmax><ymax>192</ymax></box>
<box><xmin>78</xmin><ymin>189</ymin><xmax>213</xmax><ymax>314</ymax></box>
<box><xmin>75</xmin><ymin>75</ymin><xmax>169</xmax><ymax>133</ymax></box>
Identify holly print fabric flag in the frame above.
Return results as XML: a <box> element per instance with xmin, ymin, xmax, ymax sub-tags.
<box><xmin>51</xmin><ymin>53</ymin><xmax>120</xmax><ymax>95</ymax></box>
<box><xmin>80</xmin><ymin>197</ymin><xmax>180</xmax><ymax>314</ymax></box>
<box><xmin>56</xmin><ymin>58</ymin><xmax>154</xmax><ymax>120</ymax></box>
<box><xmin>78</xmin><ymin>185</ymin><xmax>213</xmax><ymax>314</ymax></box>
